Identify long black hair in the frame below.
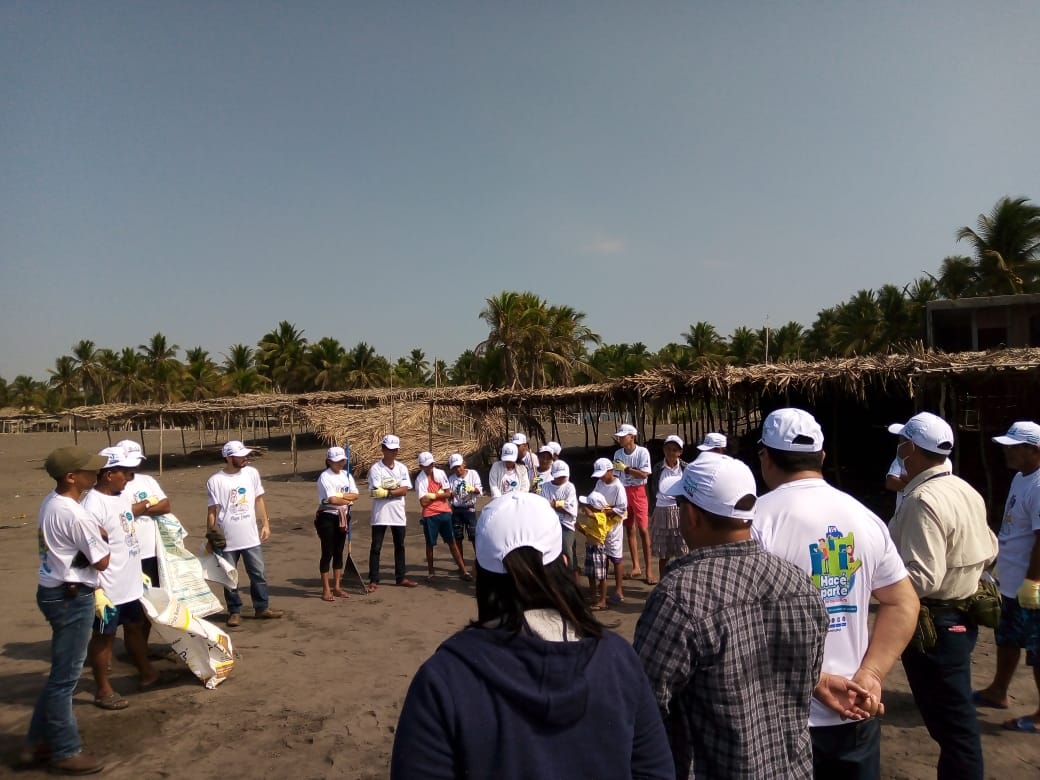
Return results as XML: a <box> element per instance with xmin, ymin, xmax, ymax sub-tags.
<box><xmin>471</xmin><ymin>547</ymin><xmax>602</xmax><ymax>639</ymax></box>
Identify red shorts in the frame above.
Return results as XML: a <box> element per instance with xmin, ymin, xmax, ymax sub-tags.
<box><xmin>623</xmin><ymin>486</ymin><xmax>649</xmax><ymax>529</ymax></box>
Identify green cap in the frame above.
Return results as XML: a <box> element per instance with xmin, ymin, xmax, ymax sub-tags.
<box><xmin>45</xmin><ymin>446</ymin><xmax>109</xmax><ymax>480</ymax></box>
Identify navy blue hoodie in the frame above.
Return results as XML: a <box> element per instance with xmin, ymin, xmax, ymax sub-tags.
<box><xmin>391</xmin><ymin>626</ymin><xmax>675</xmax><ymax>780</ymax></box>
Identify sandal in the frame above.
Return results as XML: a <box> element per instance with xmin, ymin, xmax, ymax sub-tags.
<box><xmin>332</xmin><ymin>588</ymin><xmax>350</xmax><ymax>598</ymax></box>
<box><xmin>459</xmin><ymin>571</ymin><xmax>473</xmax><ymax>582</ymax></box>
<box><xmin>94</xmin><ymin>692</ymin><xmax>129</xmax><ymax>710</ymax></box>
<box><xmin>608</xmin><ymin>593</ymin><xmax>625</xmax><ymax>605</ymax></box>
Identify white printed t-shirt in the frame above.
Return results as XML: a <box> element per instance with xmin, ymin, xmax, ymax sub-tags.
<box><xmin>614</xmin><ymin>445</ymin><xmax>651</xmax><ymax>487</ymax></box>
<box><xmin>82</xmin><ymin>489</ymin><xmax>144</xmax><ymax>605</ymax></box>
<box><xmin>545</xmin><ymin>481</ymin><xmax>578</xmax><ymax>530</ymax></box>
<box><xmin>317</xmin><ymin>469</ymin><xmax>359</xmax><ymax>516</ymax></box>
<box><xmin>448</xmin><ymin>470</ymin><xmax>482</xmax><ymax>509</ymax></box>
<box><xmin>753</xmin><ymin>478</ymin><xmax>908</xmax><ymax>728</ymax></box>
<box><xmin>595</xmin><ymin>479</ymin><xmax>628</xmax><ymax>559</ymax></box>
<box><xmin>488</xmin><ymin>461</ymin><xmax>530</xmax><ymax>497</ymax></box>
<box><xmin>367</xmin><ymin>460</ymin><xmax>411</xmax><ymax>527</ymax></box>
<box><xmin>38</xmin><ymin>492</ymin><xmax>109</xmax><ymax>588</ymax></box>
<box><xmin>126</xmin><ymin>472</ymin><xmax>167</xmax><ymax>560</ymax></box>
<box><xmin>206</xmin><ymin>466</ymin><xmax>265</xmax><ymax>551</ymax></box>
<box><xmin>654</xmin><ymin>462</ymin><xmax>683</xmax><ymax>509</ymax></box>
<box><xmin>997</xmin><ymin>469</ymin><xmax>1040</xmax><ymax>597</ymax></box>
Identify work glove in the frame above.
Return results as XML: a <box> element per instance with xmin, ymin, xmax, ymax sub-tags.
<box><xmin>424</xmin><ymin>492</ymin><xmax>437</xmax><ymax>501</ymax></box>
<box><xmin>1017</xmin><ymin>579</ymin><xmax>1040</xmax><ymax>610</ymax></box>
<box><xmin>205</xmin><ymin>527</ymin><xmax>227</xmax><ymax>551</ymax></box>
<box><xmin>371</xmin><ymin>487</ymin><xmax>389</xmax><ymax>499</ymax></box>
<box><xmin>381</xmin><ymin>478</ymin><xmax>400</xmax><ymax>490</ymax></box>
<box><xmin>95</xmin><ymin>589</ymin><xmax>117</xmax><ymax>624</ymax></box>
<box><xmin>613</xmin><ymin>459</ymin><xmax>628</xmax><ymax>473</ymax></box>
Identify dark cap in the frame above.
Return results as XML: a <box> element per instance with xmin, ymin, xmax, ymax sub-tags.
<box><xmin>45</xmin><ymin>446</ymin><xmax>109</xmax><ymax>480</ymax></box>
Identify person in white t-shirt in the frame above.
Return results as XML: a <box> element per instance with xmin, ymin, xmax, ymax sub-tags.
<box><xmin>592</xmin><ymin>457</ymin><xmax>629</xmax><ymax>605</ymax></box>
<box><xmin>975</xmin><ymin>421</ymin><xmax>1040</xmax><ymax>733</ymax></box>
<box><xmin>315</xmin><ymin>446</ymin><xmax>359</xmax><ymax>602</ymax></box>
<box><xmin>488</xmin><ymin>443</ymin><xmax>530</xmax><ymax>497</ymax></box>
<box><xmin>532</xmin><ymin>445</ymin><xmax>554</xmax><ymax>494</ymax></box>
<box><xmin>447</xmin><ymin>454</ymin><xmax>483</xmax><ymax>575</ymax></box>
<box><xmin>647</xmin><ymin>434</ymin><xmax>689</xmax><ymax>581</ymax></box>
<box><xmin>510</xmin><ymin>433</ymin><xmax>538</xmax><ymax>482</ymax></box>
<box><xmin>20</xmin><ymin>446</ymin><xmax>110</xmax><ymax>775</ymax></box>
<box><xmin>115</xmin><ymin>439</ymin><xmax>170</xmax><ymax>650</ymax></box>
<box><xmin>544</xmin><ymin>460</ymin><xmax>578</xmax><ymax>577</ymax></box>
<box><xmin>366</xmin><ymin>435</ymin><xmax>417</xmax><ymax>591</ymax></box>
<box><xmin>206</xmin><ymin>441</ymin><xmax>284</xmax><ymax>628</ymax></box>
<box><xmin>83</xmin><ymin>447</ymin><xmax>163</xmax><ymax>710</ymax></box>
<box><xmin>613</xmin><ymin>424</ymin><xmax>653</xmax><ymax>583</ymax></box>
<box><xmin>753</xmin><ymin>408</ymin><xmax>917</xmax><ymax>778</ymax></box>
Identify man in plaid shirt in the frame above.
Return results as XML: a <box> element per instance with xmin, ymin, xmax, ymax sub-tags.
<box><xmin>634</xmin><ymin>453</ymin><xmax>829</xmax><ymax>779</ymax></box>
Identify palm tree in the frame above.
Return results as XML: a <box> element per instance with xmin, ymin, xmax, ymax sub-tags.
<box><xmin>139</xmin><ymin>333</ymin><xmax>183</xmax><ymax>403</ymax></box>
<box><xmin>835</xmin><ymin>290</ymin><xmax>883</xmax><ymax>355</ymax></box>
<box><xmin>875</xmin><ymin>284</ymin><xmax>919</xmax><ymax>348</ymax></box>
<box><xmin>11</xmin><ymin>375</ymin><xmax>43</xmax><ymax>410</ymax></box>
<box><xmin>258</xmin><ymin>321</ymin><xmax>308</xmax><ymax>393</ymax></box>
<box><xmin>448</xmin><ymin>349</ymin><xmax>483</xmax><ymax>386</ymax></box>
<box><xmin>956</xmin><ymin>196</ymin><xmax>1040</xmax><ymax>295</ymax></box>
<box><xmin>431</xmin><ymin>359</ymin><xmax>448</xmax><ymax>387</ymax></box>
<box><xmin>477</xmin><ymin>291</ymin><xmax>543</xmax><ymax>388</ymax></box>
<box><xmin>109</xmin><ymin>348</ymin><xmax>148</xmax><ymax>403</ymax></box>
<box><xmin>538</xmin><ymin>304</ymin><xmax>600</xmax><ymax>387</ymax></box>
<box><xmin>805</xmin><ymin>307</ymin><xmax>841</xmax><ymax>359</ymax></box>
<box><xmin>655</xmin><ymin>342</ymin><xmax>694</xmax><ymax>370</ymax></box>
<box><xmin>183</xmin><ymin>348</ymin><xmax>221</xmax><ymax>400</ymax></box>
<box><xmin>584</xmin><ymin>343</ymin><xmax>648</xmax><ymax>379</ymax></box>
<box><xmin>346</xmin><ymin>342</ymin><xmax>389</xmax><ymax>389</ymax></box>
<box><xmin>307</xmin><ymin>338</ymin><xmax>350</xmax><ymax>390</ymax></box>
<box><xmin>71</xmin><ymin>339</ymin><xmax>106</xmax><ymax>404</ymax></box>
<box><xmin>48</xmin><ymin>356</ymin><xmax>79</xmax><ymax>407</ymax></box>
<box><xmin>683</xmin><ymin>322</ymin><xmax>726</xmax><ymax>366</ymax></box>
<box><xmin>727</xmin><ymin>327</ymin><xmax>761</xmax><ymax>366</ymax></box>
<box><xmin>0</xmin><ymin>376</ymin><xmax>9</xmax><ymax>407</ymax></box>
<box><xmin>406</xmin><ymin>349</ymin><xmax>430</xmax><ymax>386</ymax></box>
<box><xmin>222</xmin><ymin>344</ymin><xmax>268</xmax><ymax>395</ymax></box>
<box><xmin>771</xmin><ymin>321</ymin><xmax>805</xmax><ymax>362</ymax></box>
<box><xmin>937</xmin><ymin>255</ymin><xmax>978</xmax><ymax>299</ymax></box>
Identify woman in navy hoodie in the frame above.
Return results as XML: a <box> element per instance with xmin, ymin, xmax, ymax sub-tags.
<box><xmin>391</xmin><ymin>492</ymin><xmax>674</xmax><ymax>780</ymax></box>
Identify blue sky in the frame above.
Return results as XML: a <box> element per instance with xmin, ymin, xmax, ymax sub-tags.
<box><xmin>3</xmin><ymin>2</ymin><xmax>1038</xmax><ymax>380</ymax></box>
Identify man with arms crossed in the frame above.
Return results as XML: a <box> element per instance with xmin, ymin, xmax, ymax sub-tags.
<box><xmin>888</xmin><ymin>412</ymin><xmax>997</xmax><ymax>779</ymax></box>
<box><xmin>976</xmin><ymin>421</ymin><xmax>1040</xmax><ymax>733</ymax></box>
<box><xmin>755</xmin><ymin>408</ymin><xmax>918</xmax><ymax>779</ymax></box>
<box><xmin>207</xmin><ymin>440</ymin><xmax>283</xmax><ymax>628</ymax></box>
<box><xmin>20</xmin><ymin>446</ymin><xmax>110</xmax><ymax>775</ymax></box>
<box><xmin>613</xmin><ymin>424</ymin><xmax>654</xmax><ymax>583</ymax></box>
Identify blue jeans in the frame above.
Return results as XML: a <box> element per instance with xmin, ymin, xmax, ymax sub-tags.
<box><xmin>810</xmin><ymin>718</ymin><xmax>881</xmax><ymax>780</ymax></box>
<box><xmin>217</xmin><ymin>546</ymin><xmax>269</xmax><ymax>614</ymax></box>
<box><xmin>27</xmin><ymin>584</ymin><xmax>95</xmax><ymax>761</ymax></box>
<box><xmin>901</xmin><ymin>607</ymin><xmax>983</xmax><ymax>780</ymax></box>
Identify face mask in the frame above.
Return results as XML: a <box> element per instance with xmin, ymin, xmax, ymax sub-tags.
<box><xmin>896</xmin><ymin>441</ymin><xmax>913</xmax><ymax>471</ymax></box>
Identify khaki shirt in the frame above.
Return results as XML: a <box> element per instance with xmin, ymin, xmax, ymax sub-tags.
<box><xmin>889</xmin><ymin>464</ymin><xmax>997</xmax><ymax>600</ymax></box>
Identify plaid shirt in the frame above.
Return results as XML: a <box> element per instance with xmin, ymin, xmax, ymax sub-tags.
<box><xmin>634</xmin><ymin>540</ymin><xmax>827</xmax><ymax>780</ymax></box>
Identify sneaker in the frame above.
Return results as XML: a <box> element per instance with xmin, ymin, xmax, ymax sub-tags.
<box><xmin>49</xmin><ymin>750</ymin><xmax>104</xmax><ymax>775</ymax></box>
<box><xmin>255</xmin><ymin>608</ymin><xmax>284</xmax><ymax>619</ymax></box>
<box><xmin>226</xmin><ymin>613</ymin><xmax>242</xmax><ymax>628</ymax></box>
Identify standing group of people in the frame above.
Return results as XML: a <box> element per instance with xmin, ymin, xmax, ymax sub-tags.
<box><xmin>393</xmin><ymin>408</ymin><xmax>1039</xmax><ymax>780</ymax></box>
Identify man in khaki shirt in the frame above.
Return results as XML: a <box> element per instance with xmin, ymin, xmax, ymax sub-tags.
<box><xmin>888</xmin><ymin>412</ymin><xmax>997</xmax><ymax>780</ymax></box>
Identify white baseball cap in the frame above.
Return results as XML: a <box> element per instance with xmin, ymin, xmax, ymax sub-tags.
<box><xmin>99</xmin><ymin>446</ymin><xmax>141</xmax><ymax>469</ymax></box>
<box><xmin>510</xmin><ymin>432</ymin><xmax>528</xmax><ymax>445</ymax></box>
<box><xmin>992</xmin><ymin>421</ymin><xmax>1040</xmax><ymax>447</ymax></box>
<box><xmin>664</xmin><ymin>452</ymin><xmax>757</xmax><ymax>521</ymax></box>
<box><xmin>537</xmin><ymin>444</ymin><xmax>554</xmax><ymax>455</ymax></box>
<box><xmin>546</xmin><ymin>441</ymin><xmax>562</xmax><ymax>456</ymax></box>
<box><xmin>578</xmin><ymin>491</ymin><xmax>608</xmax><ymax>510</ymax></box>
<box><xmin>381</xmin><ymin>434</ymin><xmax>401</xmax><ymax>450</ymax></box>
<box><xmin>326</xmin><ymin>446</ymin><xmax>348</xmax><ymax>462</ymax></box>
<box><xmin>591</xmin><ymin>457</ymin><xmax>613</xmax><ymax>478</ymax></box>
<box><xmin>614</xmin><ymin>423</ymin><xmax>638</xmax><ymax>438</ymax></box>
<box><xmin>448</xmin><ymin>453</ymin><xmax>464</xmax><ymax>469</ymax></box>
<box><xmin>115</xmin><ymin>440</ymin><xmax>147</xmax><ymax>464</ymax></box>
<box><xmin>418</xmin><ymin>451</ymin><xmax>435</xmax><ymax>467</ymax></box>
<box><xmin>664</xmin><ymin>434</ymin><xmax>685</xmax><ymax>449</ymax></box>
<box><xmin>888</xmin><ymin>412</ymin><xmax>954</xmax><ymax>455</ymax></box>
<box><xmin>550</xmin><ymin>460</ymin><xmax>570</xmax><ymax>478</ymax></box>
<box><xmin>761</xmin><ymin>408</ymin><xmax>824</xmax><ymax>453</ymax></box>
<box><xmin>500</xmin><ymin>442</ymin><xmax>519</xmax><ymax>462</ymax></box>
<box><xmin>697</xmin><ymin>432</ymin><xmax>728</xmax><ymax>451</ymax></box>
<box><xmin>222</xmin><ymin>440</ymin><xmax>253</xmax><ymax>458</ymax></box>
<box><xmin>475</xmin><ymin>492</ymin><xmax>563</xmax><ymax>574</ymax></box>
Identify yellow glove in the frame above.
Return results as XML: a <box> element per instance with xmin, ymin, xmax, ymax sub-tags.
<box><xmin>371</xmin><ymin>487</ymin><xmax>389</xmax><ymax>499</ymax></box>
<box><xmin>381</xmin><ymin>478</ymin><xmax>400</xmax><ymax>490</ymax></box>
<box><xmin>424</xmin><ymin>492</ymin><xmax>437</xmax><ymax>500</ymax></box>
<box><xmin>1017</xmin><ymin>578</ymin><xmax>1040</xmax><ymax>610</ymax></box>
<box><xmin>613</xmin><ymin>459</ymin><xmax>627</xmax><ymax>473</ymax></box>
<box><xmin>553</xmin><ymin>500</ymin><xmax>566</xmax><ymax>510</ymax></box>
<box><xmin>94</xmin><ymin>589</ymin><xmax>117</xmax><ymax>623</ymax></box>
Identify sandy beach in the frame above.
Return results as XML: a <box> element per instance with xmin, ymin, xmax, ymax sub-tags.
<box><xmin>1</xmin><ymin>430</ymin><xmax>1037</xmax><ymax>779</ymax></box>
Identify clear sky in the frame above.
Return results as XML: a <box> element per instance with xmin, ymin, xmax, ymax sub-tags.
<box><xmin>3</xmin><ymin>2</ymin><xmax>1038</xmax><ymax>380</ymax></box>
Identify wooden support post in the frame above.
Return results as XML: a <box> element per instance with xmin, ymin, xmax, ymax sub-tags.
<box><xmin>157</xmin><ymin>413</ymin><xmax>165</xmax><ymax>476</ymax></box>
<box><xmin>290</xmin><ymin>409</ymin><xmax>298</xmax><ymax>475</ymax></box>
<box><xmin>180</xmin><ymin>425</ymin><xmax>187</xmax><ymax>457</ymax></box>
<box><xmin>428</xmin><ymin>400</ymin><xmax>435</xmax><ymax>451</ymax></box>
<box><xmin>73</xmin><ymin>416</ymin><xmax>79</xmax><ymax>445</ymax></box>
<box><xmin>105</xmin><ymin>419</ymin><xmax>112</xmax><ymax>447</ymax></box>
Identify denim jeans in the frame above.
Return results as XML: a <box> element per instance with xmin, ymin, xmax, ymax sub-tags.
<box><xmin>27</xmin><ymin>584</ymin><xmax>95</xmax><ymax>761</ymax></box>
<box><xmin>217</xmin><ymin>546</ymin><xmax>269</xmax><ymax>614</ymax></box>
<box><xmin>368</xmin><ymin>525</ymin><xmax>407</xmax><ymax>584</ymax></box>
<box><xmin>901</xmin><ymin>607</ymin><xmax>983</xmax><ymax>780</ymax></box>
<box><xmin>810</xmin><ymin>718</ymin><xmax>881</xmax><ymax>780</ymax></box>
